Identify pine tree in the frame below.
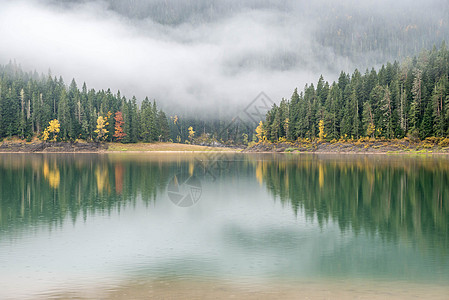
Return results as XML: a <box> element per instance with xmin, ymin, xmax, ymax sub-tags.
<box><xmin>129</xmin><ymin>97</ymin><xmax>139</xmax><ymax>143</ymax></box>
<box><xmin>421</xmin><ymin>101</ymin><xmax>433</xmax><ymax>139</ymax></box>
<box><xmin>362</xmin><ymin>101</ymin><xmax>375</xmax><ymax>137</ymax></box>
<box><xmin>379</xmin><ymin>86</ymin><xmax>393</xmax><ymax>138</ymax></box>
<box><xmin>411</xmin><ymin>68</ymin><xmax>423</xmax><ymax>130</ymax></box>
<box><xmin>288</xmin><ymin>88</ymin><xmax>300</xmax><ymax>140</ymax></box>
<box><xmin>270</xmin><ymin>105</ymin><xmax>281</xmax><ymax>141</ymax></box>
<box><xmin>432</xmin><ymin>76</ymin><xmax>447</xmax><ymax>136</ymax></box>
<box><xmin>151</xmin><ymin>100</ymin><xmax>160</xmax><ymax>141</ymax></box>
<box><xmin>140</xmin><ymin>97</ymin><xmax>152</xmax><ymax>142</ymax></box>
<box><xmin>158</xmin><ymin>110</ymin><xmax>170</xmax><ymax>141</ymax></box>
<box><xmin>121</xmin><ymin>100</ymin><xmax>131</xmax><ymax>143</ymax></box>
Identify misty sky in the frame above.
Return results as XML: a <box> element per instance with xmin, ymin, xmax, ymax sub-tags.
<box><xmin>0</xmin><ymin>0</ymin><xmax>448</xmax><ymax>114</ymax></box>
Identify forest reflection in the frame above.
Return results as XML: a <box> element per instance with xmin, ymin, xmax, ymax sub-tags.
<box><xmin>255</xmin><ymin>154</ymin><xmax>449</xmax><ymax>254</ymax></box>
<box><xmin>0</xmin><ymin>154</ymin><xmax>173</xmax><ymax>231</ymax></box>
<box><xmin>0</xmin><ymin>153</ymin><xmax>448</xmax><ymax>254</ymax></box>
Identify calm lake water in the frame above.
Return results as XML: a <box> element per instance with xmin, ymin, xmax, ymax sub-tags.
<box><xmin>0</xmin><ymin>153</ymin><xmax>448</xmax><ymax>299</ymax></box>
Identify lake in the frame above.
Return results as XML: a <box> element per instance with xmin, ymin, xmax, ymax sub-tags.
<box><xmin>0</xmin><ymin>153</ymin><xmax>448</xmax><ymax>299</ymax></box>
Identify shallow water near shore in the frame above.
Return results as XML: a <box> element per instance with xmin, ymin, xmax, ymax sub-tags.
<box><xmin>0</xmin><ymin>153</ymin><xmax>448</xmax><ymax>299</ymax></box>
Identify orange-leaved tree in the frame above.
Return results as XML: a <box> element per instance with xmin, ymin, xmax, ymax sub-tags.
<box><xmin>113</xmin><ymin>111</ymin><xmax>126</xmax><ymax>142</ymax></box>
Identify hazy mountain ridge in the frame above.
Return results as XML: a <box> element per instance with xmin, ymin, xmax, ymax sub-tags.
<box><xmin>50</xmin><ymin>0</ymin><xmax>449</xmax><ymax>71</ymax></box>
<box><xmin>0</xmin><ymin>0</ymin><xmax>448</xmax><ymax>113</ymax></box>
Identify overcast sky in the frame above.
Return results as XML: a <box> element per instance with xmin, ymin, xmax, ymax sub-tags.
<box><xmin>0</xmin><ymin>0</ymin><xmax>447</xmax><ymax>114</ymax></box>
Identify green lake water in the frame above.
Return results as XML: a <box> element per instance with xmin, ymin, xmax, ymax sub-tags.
<box><xmin>0</xmin><ymin>153</ymin><xmax>448</xmax><ymax>298</ymax></box>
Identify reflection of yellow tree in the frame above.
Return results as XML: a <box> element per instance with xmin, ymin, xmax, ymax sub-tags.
<box><xmin>43</xmin><ymin>161</ymin><xmax>60</xmax><ymax>188</ymax></box>
<box><xmin>95</xmin><ymin>164</ymin><xmax>110</xmax><ymax>193</ymax></box>
<box><xmin>318</xmin><ymin>163</ymin><xmax>324</xmax><ymax>188</ymax></box>
<box><xmin>189</xmin><ymin>160</ymin><xmax>195</xmax><ymax>176</ymax></box>
<box><xmin>43</xmin><ymin>161</ymin><xmax>49</xmax><ymax>177</ymax></box>
<box><xmin>255</xmin><ymin>160</ymin><xmax>267</xmax><ymax>186</ymax></box>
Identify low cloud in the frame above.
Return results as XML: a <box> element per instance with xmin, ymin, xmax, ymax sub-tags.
<box><xmin>0</xmin><ymin>0</ymin><xmax>447</xmax><ymax>115</ymax></box>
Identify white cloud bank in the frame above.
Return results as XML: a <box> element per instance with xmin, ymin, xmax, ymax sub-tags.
<box><xmin>0</xmin><ymin>0</ymin><xmax>446</xmax><ymax>115</ymax></box>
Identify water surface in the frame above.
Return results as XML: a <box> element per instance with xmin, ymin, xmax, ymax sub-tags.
<box><xmin>0</xmin><ymin>153</ymin><xmax>448</xmax><ymax>299</ymax></box>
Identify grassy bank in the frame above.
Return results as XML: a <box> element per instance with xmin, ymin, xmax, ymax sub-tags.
<box><xmin>3</xmin><ymin>137</ymin><xmax>449</xmax><ymax>154</ymax></box>
<box><xmin>246</xmin><ymin>137</ymin><xmax>449</xmax><ymax>154</ymax></box>
<box><xmin>0</xmin><ymin>139</ymin><xmax>239</xmax><ymax>153</ymax></box>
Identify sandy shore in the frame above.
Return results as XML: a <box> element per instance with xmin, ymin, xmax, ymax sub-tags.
<box><xmin>0</xmin><ymin>141</ymin><xmax>239</xmax><ymax>153</ymax></box>
<box><xmin>40</xmin><ymin>278</ymin><xmax>449</xmax><ymax>300</ymax></box>
<box><xmin>1</xmin><ymin>140</ymin><xmax>449</xmax><ymax>155</ymax></box>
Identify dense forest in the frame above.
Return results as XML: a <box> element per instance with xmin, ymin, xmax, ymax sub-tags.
<box><xmin>0</xmin><ymin>62</ymin><xmax>256</xmax><ymax>145</ymax></box>
<box><xmin>0</xmin><ymin>62</ymin><xmax>172</xmax><ymax>143</ymax></box>
<box><xmin>2</xmin><ymin>43</ymin><xmax>449</xmax><ymax>145</ymax></box>
<box><xmin>262</xmin><ymin>43</ymin><xmax>449</xmax><ymax>142</ymax></box>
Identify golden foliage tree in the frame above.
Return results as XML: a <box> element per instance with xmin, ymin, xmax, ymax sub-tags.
<box><xmin>188</xmin><ymin>126</ymin><xmax>195</xmax><ymax>142</ymax></box>
<box><xmin>94</xmin><ymin>115</ymin><xmax>109</xmax><ymax>142</ymax></box>
<box><xmin>318</xmin><ymin>119</ymin><xmax>326</xmax><ymax>141</ymax></box>
<box><xmin>255</xmin><ymin>121</ymin><xmax>265</xmax><ymax>142</ymax></box>
<box><xmin>42</xmin><ymin>119</ymin><xmax>60</xmax><ymax>142</ymax></box>
<box><xmin>366</xmin><ymin>122</ymin><xmax>376</xmax><ymax>138</ymax></box>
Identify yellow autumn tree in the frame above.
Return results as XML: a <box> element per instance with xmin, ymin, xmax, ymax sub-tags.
<box><xmin>42</xmin><ymin>119</ymin><xmax>60</xmax><ymax>142</ymax></box>
<box><xmin>366</xmin><ymin>122</ymin><xmax>375</xmax><ymax>138</ymax></box>
<box><xmin>255</xmin><ymin>121</ymin><xmax>265</xmax><ymax>143</ymax></box>
<box><xmin>318</xmin><ymin>119</ymin><xmax>326</xmax><ymax>141</ymax></box>
<box><xmin>188</xmin><ymin>126</ymin><xmax>195</xmax><ymax>142</ymax></box>
<box><xmin>94</xmin><ymin>115</ymin><xmax>109</xmax><ymax>142</ymax></box>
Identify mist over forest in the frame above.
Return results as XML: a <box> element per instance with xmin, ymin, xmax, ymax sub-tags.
<box><xmin>0</xmin><ymin>0</ymin><xmax>448</xmax><ymax>116</ymax></box>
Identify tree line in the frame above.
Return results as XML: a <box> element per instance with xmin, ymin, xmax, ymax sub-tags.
<box><xmin>0</xmin><ymin>62</ymin><xmax>258</xmax><ymax>145</ymax></box>
<box><xmin>0</xmin><ymin>62</ymin><xmax>170</xmax><ymax>143</ymax></box>
<box><xmin>262</xmin><ymin>42</ymin><xmax>449</xmax><ymax>142</ymax></box>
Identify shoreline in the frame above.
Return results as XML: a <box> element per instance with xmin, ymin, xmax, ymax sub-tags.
<box><xmin>1</xmin><ymin>140</ymin><xmax>449</xmax><ymax>155</ymax></box>
<box><xmin>1</xmin><ymin>151</ymin><xmax>448</xmax><ymax>156</ymax></box>
<box><xmin>245</xmin><ymin>138</ymin><xmax>449</xmax><ymax>155</ymax></box>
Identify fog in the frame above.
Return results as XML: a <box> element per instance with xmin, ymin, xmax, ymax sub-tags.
<box><xmin>0</xmin><ymin>0</ymin><xmax>447</xmax><ymax>114</ymax></box>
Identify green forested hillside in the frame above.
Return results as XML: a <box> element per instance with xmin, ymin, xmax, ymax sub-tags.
<box><xmin>0</xmin><ymin>63</ymin><xmax>169</xmax><ymax>142</ymax></box>
<box><xmin>0</xmin><ymin>62</ymin><xmax>257</xmax><ymax>145</ymax></box>
<box><xmin>2</xmin><ymin>42</ymin><xmax>449</xmax><ymax>145</ymax></box>
<box><xmin>263</xmin><ymin>43</ymin><xmax>449</xmax><ymax>141</ymax></box>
